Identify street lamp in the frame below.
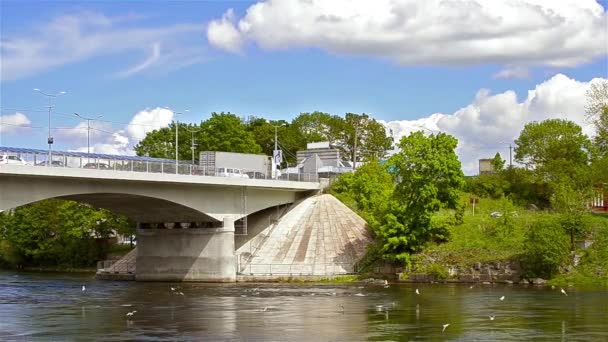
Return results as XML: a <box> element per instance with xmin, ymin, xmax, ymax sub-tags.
<box><xmin>189</xmin><ymin>128</ymin><xmax>199</xmax><ymax>165</ymax></box>
<box><xmin>164</xmin><ymin>107</ymin><xmax>189</xmax><ymax>174</ymax></box>
<box><xmin>74</xmin><ymin>112</ymin><xmax>103</xmax><ymax>155</ymax></box>
<box><xmin>33</xmin><ymin>88</ymin><xmax>66</xmax><ymax>166</ymax></box>
<box><xmin>500</xmin><ymin>141</ymin><xmax>514</xmax><ymax>167</ymax></box>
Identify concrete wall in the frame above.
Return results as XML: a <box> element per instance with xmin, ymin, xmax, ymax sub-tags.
<box><xmin>136</xmin><ymin>219</ymin><xmax>236</xmax><ymax>282</ymax></box>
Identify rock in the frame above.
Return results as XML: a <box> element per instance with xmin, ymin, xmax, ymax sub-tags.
<box><xmin>526</xmin><ymin>203</ymin><xmax>539</xmax><ymax>211</ymax></box>
<box><xmin>504</xmin><ymin>280</ymin><xmax>514</xmax><ymax>284</ymax></box>
<box><xmin>519</xmin><ymin>278</ymin><xmax>530</xmax><ymax>285</ymax></box>
<box><xmin>532</xmin><ymin>278</ymin><xmax>547</xmax><ymax>285</ymax></box>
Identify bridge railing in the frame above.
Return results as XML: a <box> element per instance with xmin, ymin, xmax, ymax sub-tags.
<box><xmin>1</xmin><ymin>149</ymin><xmax>319</xmax><ymax>183</ymax></box>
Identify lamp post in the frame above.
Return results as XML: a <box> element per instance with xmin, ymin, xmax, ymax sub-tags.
<box><xmin>189</xmin><ymin>128</ymin><xmax>199</xmax><ymax>165</ymax></box>
<box><xmin>74</xmin><ymin>113</ymin><xmax>103</xmax><ymax>155</ymax></box>
<box><xmin>33</xmin><ymin>88</ymin><xmax>66</xmax><ymax>166</ymax></box>
<box><xmin>500</xmin><ymin>141</ymin><xmax>514</xmax><ymax>167</ymax></box>
<box><xmin>165</xmin><ymin>107</ymin><xmax>189</xmax><ymax>174</ymax></box>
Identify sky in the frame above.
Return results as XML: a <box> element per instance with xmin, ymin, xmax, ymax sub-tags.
<box><xmin>1</xmin><ymin>0</ymin><xmax>607</xmax><ymax>174</ymax></box>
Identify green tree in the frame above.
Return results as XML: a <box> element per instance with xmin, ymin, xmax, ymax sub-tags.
<box><xmin>522</xmin><ymin>216</ymin><xmax>571</xmax><ymax>279</ymax></box>
<box><xmin>586</xmin><ymin>80</ymin><xmax>608</xmax><ymax>156</ymax></box>
<box><xmin>551</xmin><ymin>181</ymin><xmax>592</xmax><ymax>251</ymax></box>
<box><xmin>515</xmin><ymin>119</ymin><xmax>593</xmax><ymax>188</ymax></box>
<box><xmin>197</xmin><ymin>112</ymin><xmax>263</xmax><ymax>154</ymax></box>
<box><xmin>246</xmin><ymin>117</ymin><xmax>305</xmax><ymax>165</ymax></box>
<box><xmin>373</xmin><ymin>131</ymin><xmax>465</xmax><ymax>265</ymax></box>
<box><xmin>0</xmin><ymin>200</ymin><xmax>134</xmax><ymax>268</ymax></box>
<box><xmin>291</xmin><ymin>111</ymin><xmax>344</xmax><ymax>145</ymax></box>
<box><xmin>490</xmin><ymin>152</ymin><xmax>505</xmax><ymax>171</ymax></box>
<box><xmin>343</xmin><ymin>113</ymin><xmax>394</xmax><ymax>162</ymax></box>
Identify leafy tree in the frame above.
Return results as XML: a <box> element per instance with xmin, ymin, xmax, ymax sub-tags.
<box><xmin>490</xmin><ymin>152</ymin><xmax>505</xmax><ymax>171</ymax></box>
<box><xmin>515</xmin><ymin>119</ymin><xmax>593</xmax><ymax>188</ymax></box>
<box><xmin>291</xmin><ymin>111</ymin><xmax>344</xmax><ymax>145</ymax></box>
<box><xmin>331</xmin><ymin>158</ymin><xmax>393</xmax><ymax>216</ymax></box>
<box><xmin>586</xmin><ymin>80</ymin><xmax>608</xmax><ymax>156</ymax></box>
<box><xmin>343</xmin><ymin>113</ymin><xmax>394</xmax><ymax>162</ymax></box>
<box><xmin>522</xmin><ymin>216</ymin><xmax>571</xmax><ymax>279</ymax></box>
<box><xmin>135</xmin><ymin>113</ymin><xmax>263</xmax><ymax>159</ymax></box>
<box><xmin>551</xmin><ymin>181</ymin><xmax>592</xmax><ymax>251</ymax></box>
<box><xmin>246</xmin><ymin>117</ymin><xmax>305</xmax><ymax>165</ymax></box>
<box><xmin>0</xmin><ymin>200</ymin><xmax>134</xmax><ymax>268</ymax></box>
<box><xmin>373</xmin><ymin>131</ymin><xmax>465</xmax><ymax>265</ymax></box>
<box><xmin>197</xmin><ymin>112</ymin><xmax>262</xmax><ymax>154</ymax></box>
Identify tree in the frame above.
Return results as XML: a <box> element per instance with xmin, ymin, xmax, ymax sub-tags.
<box><xmin>197</xmin><ymin>112</ymin><xmax>263</xmax><ymax>154</ymax></box>
<box><xmin>343</xmin><ymin>113</ymin><xmax>394</xmax><ymax>162</ymax></box>
<box><xmin>373</xmin><ymin>131</ymin><xmax>465</xmax><ymax>265</ymax></box>
<box><xmin>586</xmin><ymin>80</ymin><xmax>608</xmax><ymax>155</ymax></box>
<box><xmin>514</xmin><ymin>119</ymin><xmax>593</xmax><ymax>187</ymax></box>
<box><xmin>551</xmin><ymin>181</ymin><xmax>592</xmax><ymax>251</ymax></box>
<box><xmin>490</xmin><ymin>152</ymin><xmax>505</xmax><ymax>171</ymax></box>
<box><xmin>291</xmin><ymin>111</ymin><xmax>344</xmax><ymax>145</ymax></box>
<box><xmin>134</xmin><ymin>113</ymin><xmax>263</xmax><ymax>160</ymax></box>
<box><xmin>246</xmin><ymin>117</ymin><xmax>305</xmax><ymax>165</ymax></box>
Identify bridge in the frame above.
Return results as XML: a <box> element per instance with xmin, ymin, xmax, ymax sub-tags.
<box><xmin>0</xmin><ymin>147</ymin><xmax>320</xmax><ymax>282</ymax></box>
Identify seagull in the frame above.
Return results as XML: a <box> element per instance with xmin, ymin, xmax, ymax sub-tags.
<box><xmin>442</xmin><ymin>324</ymin><xmax>450</xmax><ymax>333</ymax></box>
<box><xmin>499</xmin><ymin>296</ymin><xmax>505</xmax><ymax>301</ymax></box>
<box><xmin>489</xmin><ymin>315</ymin><xmax>496</xmax><ymax>321</ymax></box>
<box><xmin>415</xmin><ymin>288</ymin><xmax>420</xmax><ymax>295</ymax></box>
<box><xmin>561</xmin><ymin>288</ymin><xmax>568</xmax><ymax>296</ymax></box>
<box><xmin>376</xmin><ymin>304</ymin><xmax>384</xmax><ymax>311</ymax></box>
<box><xmin>177</xmin><ymin>292</ymin><xmax>185</xmax><ymax>296</ymax></box>
<box><xmin>261</xmin><ymin>306</ymin><xmax>268</xmax><ymax>312</ymax></box>
<box><xmin>339</xmin><ymin>304</ymin><xmax>344</xmax><ymax>314</ymax></box>
<box><xmin>126</xmin><ymin>310</ymin><xmax>137</xmax><ymax>317</ymax></box>
<box><xmin>354</xmin><ymin>293</ymin><xmax>366</xmax><ymax>297</ymax></box>
<box><xmin>170</xmin><ymin>287</ymin><xmax>176</xmax><ymax>292</ymax></box>
<box><xmin>82</xmin><ymin>285</ymin><xmax>86</xmax><ymax>292</ymax></box>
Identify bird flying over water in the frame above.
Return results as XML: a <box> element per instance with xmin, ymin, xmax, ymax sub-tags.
<box><xmin>126</xmin><ymin>310</ymin><xmax>137</xmax><ymax>317</ymax></box>
<box><xmin>442</xmin><ymin>324</ymin><xmax>450</xmax><ymax>333</ymax></box>
<box><xmin>82</xmin><ymin>285</ymin><xmax>86</xmax><ymax>292</ymax></box>
<box><xmin>499</xmin><ymin>296</ymin><xmax>505</xmax><ymax>301</ymax></box>
<box><xmin>561</xmin><ymin>288</ymin><xmax>568</xmax><ymax>296</ymax></box>
<box><xmin>415</xmin><ymin>288</ymin><xmax>420</xmax><ymax>295</ymax></box>
<box><xmin>489</xmin><ymin>315</ymin><xmax>495</xmax><ymax>321</ymax></box>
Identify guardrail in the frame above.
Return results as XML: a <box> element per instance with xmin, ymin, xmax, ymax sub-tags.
<box><xmin>238</xmin><ymin>263</ymin><xmax>357</xmax><ymax>276</ymax></box>
<box><xmin>0</xmin><ymin>150</ymin><xmax>319</xmax><ymax>183</ymax></box>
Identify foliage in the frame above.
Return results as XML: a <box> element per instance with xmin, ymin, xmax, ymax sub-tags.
<box><xmin>550</xmin><ymin>181</ymin><xmax>593</xmax><ymax>250</ymax></box>
<box><xmin>522</xmin><ymin>216</ymin><xmax>571</xmax><ymax>279</ymax></box>
<box><xmin>0</xmin><ymin>199</ymin><xmax>134</xmax><ymax>268</ymax></box>
<box><xmin>490</xmin><ymin>152</ymin><xmax>505</xmax><ymax>171</ymax></box>
<box><xmin>342</xmin><ymin>113</ymin><xmax>394</xmax><ymax>161</ymax></box>
<box><xmin>514</xmin><ymin>119</ymin><xmax>593</xmax><ymax>186</ymax></box>
<box><xmin>135</xmin><ymin>112</ymin><xmax>263</xmax><ymax>160</ymax></box>
<box><xmin>586</xmin><ymin>80</ymin><xmax>608</xmax><ymax>157</ymax></box>
<box><xmin>373</xmin><ymin>131</ymin><xmax>465</xmax><ymax>265</ymax></box>
<box><xmin>245</xmin><ymin>117</ymin><xmax>305</xmax><ymax>165</ymax></box>
<box><xmin>291</xmin><ymin>111</ymin><xmax>344</xmax><ymax>145</ymax></box>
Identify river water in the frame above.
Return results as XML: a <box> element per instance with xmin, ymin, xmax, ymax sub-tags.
<box><xmin>0</xmin><ymin>271</ymin><xmax>606</xmax><ymax>341</ymax></box>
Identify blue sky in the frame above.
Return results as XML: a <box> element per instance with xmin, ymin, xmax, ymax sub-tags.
<box><xmin>1</xmin><ymin>0</ymin><xmax>606</xmax><ymax>174</ymax></box>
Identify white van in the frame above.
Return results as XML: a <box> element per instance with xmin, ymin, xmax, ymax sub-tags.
<box><xmin>0</xmin><ymin>154</ymin><xmax>27</xmax><ymax>165</ymax></box>
<box><xmin>217</xmin><ymin>167</ymin><xmax>250</xmax><ymax>179</ymax></box>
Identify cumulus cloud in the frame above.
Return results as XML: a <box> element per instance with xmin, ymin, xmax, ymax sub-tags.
<box><xmin>383</xmin><ymin>74</ymin><xmax>606</xmax><ymax>175</ymax></box>
<box><xmin>207</xmin><ymin>0</ymin><xmax>606</xmax><ymax>69</ymax></box>
<box><xmin>0</xmin><ymin>112</ymin><xmax>32</xmax><ymax>134</ymax></box>
<box><xmin>65</xmin><ymin>107</ymin><xmax>176</xmax><ymax>155</ymax></box>
<box><xmin>1</xmin><ymin>11</ymin><xmax>205</xmax><ymax>80</ymax></box>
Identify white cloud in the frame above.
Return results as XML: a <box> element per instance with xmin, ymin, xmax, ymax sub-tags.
<box><xmin>0</xmin><ymin>112</ymin><xmax>32</xmax><ymax>134</ymax></box>
<box><xmin>0</xmin><ymin>11</ymin><xmax>205</xmax><ymax>81</ymax></box>
<box><xmin>69</xmin><ymin>107</ymin><xmax>175</xmax><ymax>155</ymax></box>
<box><xmin>207</xmin><ymin>0</ymin><xmax>606</xmax><ymax>69</ymax></box>
<box><xmin>114</xmin><ymin>42</ymin><xmax>162</xmax><ymax>78</ymax></box>
<box><xmin>207</xmin><ymin>9</ymin><xmax>243</xmax><ymax>54</ymax></box>
<box><xmin>383</xmin><ymin>74</ymin><xmax>607</xmax><ymax>175</ymax></box>
<box><xmin>493</xmin><ymin>66</ymin><xmax>531</xmax><ymax>80</ymax></box>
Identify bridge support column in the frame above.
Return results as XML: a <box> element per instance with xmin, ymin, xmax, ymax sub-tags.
<box><xmin>135</xmin><ymin>218</ymin><xmax>236</xmax><ymax>282</ymax></box>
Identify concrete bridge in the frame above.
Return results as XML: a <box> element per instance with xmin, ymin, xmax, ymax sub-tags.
<box><xmin>0</xmin><ymin>164</ymin><xmax>319</xmax><ymax>282</ymax></box>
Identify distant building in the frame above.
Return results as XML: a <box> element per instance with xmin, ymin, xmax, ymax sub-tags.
<box><xmin>284</xmin><ymin>142</ymin><xmax>353</xmax><ymax>177</ymax></box>
<box><xmin>478</xmin><ymin>158</ymin><xmax>494</xmax><ymax>175</ymax></box>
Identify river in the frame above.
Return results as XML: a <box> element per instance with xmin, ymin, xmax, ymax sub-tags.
<box><xmin>0</xmin><ymin>271</ymin><xmax>606</xmax><ymax>341</ymax></box>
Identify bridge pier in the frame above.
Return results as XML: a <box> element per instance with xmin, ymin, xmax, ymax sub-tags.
<box><xmin>135</xmin><ymin>218</ymin><xmax>236</xmax><ymax>282</ymax></box>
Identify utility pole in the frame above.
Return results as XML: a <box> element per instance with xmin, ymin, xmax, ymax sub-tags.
<box><xmin>509</xmin><ymin>144</ymin><xmax>513</xmax><ymax>167</ymax></box>
<box><xmin>164</xmin><ymin>107</ymin><xmax>189</xmax><ymax>174</ymax></box>
<box><xmin>33</xmin><ymin>88</ymin><xmax>66</xmax><ymax>166</ymax></box>
<box><xmin>189</xmin><ymin>128</ymin><xmax>199</xmax><ymax>165</ymax></box>
<box><xmin>353</xmin><ymin>126</ymin><xmax>358</xmax><ymax>170</ymax></box>
<box><xmin>74</xmin><ymin>113</ymin><xmax>102</xmax><ymax>155</ymax></box>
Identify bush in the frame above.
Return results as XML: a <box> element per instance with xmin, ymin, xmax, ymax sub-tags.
<box><xmin>522</xmin><ymin>217</ymin><xmax>570</xmax><ymax>279</ymax></box>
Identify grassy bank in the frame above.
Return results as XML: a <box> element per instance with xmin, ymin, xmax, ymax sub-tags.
<box><xmin>409</xmin><ymin>195</ymin><xmax>608</xmax><ymax>285</ymax></box>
